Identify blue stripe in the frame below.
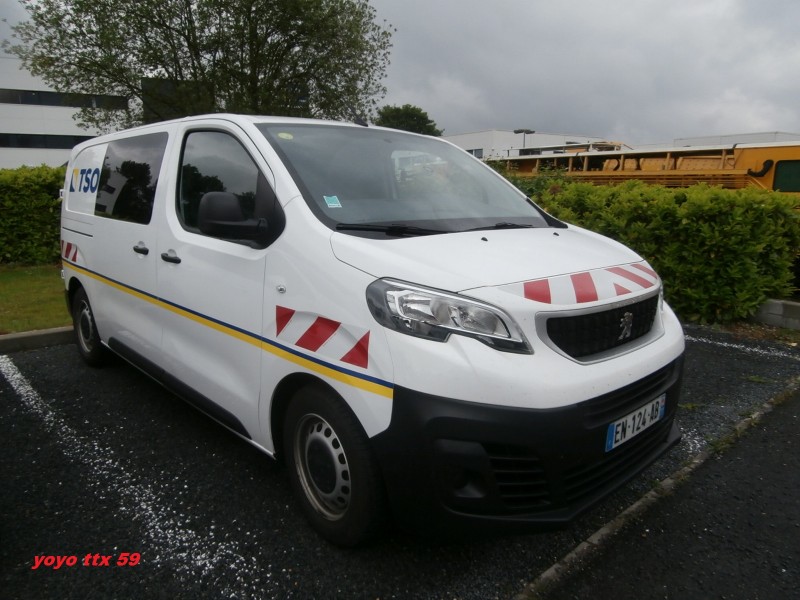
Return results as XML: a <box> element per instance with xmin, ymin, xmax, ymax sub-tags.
<box><xmin>260</xmin><ymin>336</ymin><xmax>393</xmax><ymax>389</ymax></box>
<box><xmin>64</xmin><ymin>259</ymin><xmax>394</xmax><ymax>391</ymax></box>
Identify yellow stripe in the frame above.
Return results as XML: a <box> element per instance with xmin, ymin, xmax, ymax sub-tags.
<box><xmin>158</xmin><ymin>300</ymin><xmax>264</xmax><ymax>349</ymax></box>
<box><xmin>263</xmin><ymin>343</ymin><xmax>393</xmax><ymax>398</ymax></box>
<box><xmin>67</xmin><ymin>262</ymin><xmax>155</xmax><ymax>304</ymax></box>
<box><xmin>64</xmin><ymin>262</ymin><xmax>394</xmax><ymax>398</ymax></box>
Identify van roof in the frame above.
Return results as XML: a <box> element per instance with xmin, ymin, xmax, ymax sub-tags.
<box><xmin>68</xmin><ymin>113</ymin><xmax>371</xmax><ymax>150</ymax></box>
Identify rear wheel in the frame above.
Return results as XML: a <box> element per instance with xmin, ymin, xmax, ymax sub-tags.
<box><xmin>71</xmin><ymin>287</ymin><xmax>107</xmax><ymax>367</ymax></box>
<box><xmin>283</xmin><ymin>385</ymin><xmax>387</xmax><ymax>546</ymax></box>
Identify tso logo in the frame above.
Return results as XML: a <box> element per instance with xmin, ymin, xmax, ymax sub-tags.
<box><xmin>70</xmin><ymin>167</ymin><xmax>101</xmax><ymax>193</ymax></box>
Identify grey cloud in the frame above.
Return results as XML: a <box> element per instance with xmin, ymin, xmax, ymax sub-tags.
<box><xmin>371</xmin><ymin>0</ymin><xmax>800</xmax><ymax>144</ymax></box>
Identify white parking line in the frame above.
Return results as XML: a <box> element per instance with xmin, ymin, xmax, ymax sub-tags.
<box><xmin>0</xmin><ymin>354</ymin><xmax>272</xmax><ymax>598</ymax></box>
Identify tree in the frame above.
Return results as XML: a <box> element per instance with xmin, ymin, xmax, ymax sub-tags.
<box><xmin>6</xmin><ymin>0</ymin><xmax>394</xmax><ymax>131</ymax></box>
<box><xmin>374</xmin><ymin>104</ymin><xmax>443</xmax><ymax>136</ymax></box>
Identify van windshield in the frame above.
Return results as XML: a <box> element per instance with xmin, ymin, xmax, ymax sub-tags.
<box><xmin>257</xmin><ymin>124</ymin><xmax>556</xmax><ymax>237</ymax></box>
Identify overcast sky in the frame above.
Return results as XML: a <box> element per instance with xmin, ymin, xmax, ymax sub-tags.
<box><xmin>369</xmin><ymin>0</ymin><xmax>800</xmax><ymax>144</ymax></box>
<box><xmin>4</xmin><ymin>1</ymin><xmax>800</xmax><ymax>145</ymax></box>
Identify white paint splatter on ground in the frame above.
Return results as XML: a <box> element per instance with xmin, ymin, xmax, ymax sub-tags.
<box><xmin>0</xmin><ymin>354</ymin><xmax>275</xmax><ymax>599</ymax></box>
<box><xmin>685</xmin><ymin>334</ymin><xmax>800</xmax><ymax>361</ymax></box>
<box><xmin>678</xmin><ymin>428</ymin><xmax>706</xmax><ymax>455</ymax></box>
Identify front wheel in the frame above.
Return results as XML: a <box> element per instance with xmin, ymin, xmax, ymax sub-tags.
<box><xmin>71</xmin><ymin>287</ymin><xmax>107</xmax><ymax>367</ymax></box>
<box><xmin>283</xmin><ymin>385</ymin><xmax>387</xmax><ymax>546</ymax></box>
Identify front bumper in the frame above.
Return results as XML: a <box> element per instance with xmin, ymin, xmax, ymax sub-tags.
<box><xmin>370</xmin><ymin>355</ymin><xmax>684</xmax><ymax>537</ymax></box>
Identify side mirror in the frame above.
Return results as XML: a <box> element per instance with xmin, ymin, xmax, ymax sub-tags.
<box><xmin>197</xmin><ymin>192</ymin><xmax>269</xmax><ymax>241</ymax></box>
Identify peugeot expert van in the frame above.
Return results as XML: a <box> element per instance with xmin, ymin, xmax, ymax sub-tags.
<box><xmin>61</xmin><ymin>114</ymin><xmax>684</xmax><ymax>546</ymax></box>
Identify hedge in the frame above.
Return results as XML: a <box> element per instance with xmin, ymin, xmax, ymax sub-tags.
<box><xmin>0</xmin><ymin>165</ymin><xmax>65</xmax><ymax>265</ymax></box>
<box><xmin>514</xmin><ymin>177</ymin><xmax>800</xmax><ymax>323</ymax></box>
<box><xmin>3</xmin><ymin>165</ymin><xmax>799</xmax><ymax>323</ymax></box>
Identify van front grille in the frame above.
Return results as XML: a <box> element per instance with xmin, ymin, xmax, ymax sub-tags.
<box><xmin>546</xmin><ymin>294</ymin><xmax>659</xmax><ymax>358</ymax></box>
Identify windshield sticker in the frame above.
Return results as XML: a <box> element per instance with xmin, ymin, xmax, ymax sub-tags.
<box><xmin>323</xmin><ymin>195</ymin><xmax>342</xmax><ymax>208</ymax></box>
<box><xmin>278</xmin><ymin>132</ymin><xmax>294</xmax><ymax>140</ymax></box>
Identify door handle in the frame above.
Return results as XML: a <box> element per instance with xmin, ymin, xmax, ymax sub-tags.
<box><xmin>133</xmin><ymin>243</ymin><xmax>150</xmax><ymax>255</ymax></box>
<box><xmin>160</xmin><ymin>250</ymin><xmax>182</xmax><ymax>264</ymax></box>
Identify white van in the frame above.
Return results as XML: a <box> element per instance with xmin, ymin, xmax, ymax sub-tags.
<box><xmin>61</xmin><ymin>114</ymin><xmax>685</xmax><ymax>546</ymax></box>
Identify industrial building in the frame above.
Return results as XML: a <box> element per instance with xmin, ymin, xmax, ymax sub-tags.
<box><xmin>0</xmin><ymin>54</ymin><xmax>124</xmax><ymax>169</ymax></box>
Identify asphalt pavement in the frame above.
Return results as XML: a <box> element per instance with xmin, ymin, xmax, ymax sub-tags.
<box><xmin>520</xmin><ymin>387</ymin><xmax>800</xmax><ymax>600</ymax></box>
<box><xmin>1</xmin><ymin>324</ymin><xmax>799</xmax><ymax>599</ymax></box>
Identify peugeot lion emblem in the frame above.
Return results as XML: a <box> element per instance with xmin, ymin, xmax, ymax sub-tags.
<box><xmin>618</xmin><ymin>311</ymin><xmax>634</xmax><ymax>341</ymax></box>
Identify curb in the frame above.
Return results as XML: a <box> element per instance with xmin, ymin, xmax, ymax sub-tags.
<box><xmin>753</xmin><ymin>298</ymin><xmax>800</xmax><ymax>330</ymax></box>
<box><xmin>512</xmin><ymin>452</ymin><xmax>712</xmax><ymax>600</ymax></box>
<box><xmin>0</xmin><ymin>326</ymin><xmax>73</xmax><ymax>354</ymax></box>
<box><xmin>512</xmin><ymin>380</ymin><xmax>799</xmax><ymax>600</ymax></box>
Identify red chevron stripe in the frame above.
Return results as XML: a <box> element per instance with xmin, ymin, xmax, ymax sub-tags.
<box><xmin>340</xmin><ymin>332</ymin><xmax>370</xmax><ymax>368</ymax></box>
<box><xmin>614</xmin><ymin>283</ymin><xmax>632</xmax><ymax>296</ymax></box>
<box><xmin>523</xmin><ymin>279</ymin><xmax>551</xmax><ymax>303</ymax></box>
<box><xmin>571</xmin><ymin>272</ymin><xmax>598</xmax><ymax>303</ymax></box>
<box><xmin>607</xmin><ymin>266</ymin><xmax>654</xmax><ymax>289</ymax></box>
<box><xmin>275</xmin><ymin>306</ymin><xmax>295</xmax><ymax>336</ymax></box>
<box><xmin>63</xmin><ymin>242</ymin><xmax>77</xmax><ymax>261</ymax></box>
<box><xmin>295</xmin><ymin>316</ymin><xmax>340</xmax><ymax>351</ymax></box>
<box><xmin>630</xmin><ymin>263</ymin><xmax>657</xmax><ymax>278</ymax></box>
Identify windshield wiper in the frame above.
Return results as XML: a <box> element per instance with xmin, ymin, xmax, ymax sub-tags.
<box><xmin>463</xmin><ymin>222</ymin><xmax>537</xmax><ymax>232</ymax></box>
<box><xmin>335</xmin><ymin>223</ymin><xmax>447</xmax><ymax>237</ymax></box>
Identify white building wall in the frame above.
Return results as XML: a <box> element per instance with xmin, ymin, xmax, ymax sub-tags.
<box><xmin>0</xmin><ymin>54</ymin><xmax>103</xmax><ymax>169</ymax></box>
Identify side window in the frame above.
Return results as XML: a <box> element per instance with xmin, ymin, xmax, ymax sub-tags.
<box><xmin>773</xmin><ymin>160</ymin><xmax>800</xmax><ymax>192</ymax></box>
<box><xmin>94</xmin><ymin>132</ymin><xmax>168</xmax><ymax>224</ymax></box>
<box><xmin>178</xmin><ymin>131</ymin><xmax>259</xmax><ymax>228</ymax></box>
<box><xmin>177</xmin><ymin>130</ymin><xmax>285</xmax><ymax>246</ymax></box>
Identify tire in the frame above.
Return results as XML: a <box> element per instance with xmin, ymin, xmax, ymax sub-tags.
<box><xmin>71</xmin><ymin>287</ymin><xmax>107</xmax><ymax>367</ymax></box>
<box><xmin>283</xmin><ymin>385</ymin><xmax>387</xmax><ymax>546</ymax></box>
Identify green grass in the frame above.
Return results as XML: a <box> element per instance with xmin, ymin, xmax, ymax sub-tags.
<box><xmin>742</xmin><ymin>375</ymin><xmax>773</xmax><ymax>384</ymax></box>
<box><xmin>0</xmin><ymin>264</ymin><xmax>71</xmax><ymax>334</ymax></box>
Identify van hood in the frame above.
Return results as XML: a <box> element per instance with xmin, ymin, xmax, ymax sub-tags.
<box><xmin>330</xmin><ymin>226</ymin><xmax>643</xmax><ymax>292</ymax></box>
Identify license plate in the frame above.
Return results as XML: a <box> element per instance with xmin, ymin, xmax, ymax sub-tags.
<box><xmin>605</xmin><ymin>393</ymin><xmax>666</xmax><ymax>452</ymax></box>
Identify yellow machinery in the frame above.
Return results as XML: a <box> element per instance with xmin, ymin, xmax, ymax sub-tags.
<box><xmin>498</xmin><ymin>141</ymin><xmax>800</xmax><ymax>192</ymax></box>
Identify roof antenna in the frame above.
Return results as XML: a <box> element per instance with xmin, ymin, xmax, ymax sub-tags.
<box><xmin>349</xmin><ymin>106</ymin><xmax>368</xmax><ymax>127</ymax></box>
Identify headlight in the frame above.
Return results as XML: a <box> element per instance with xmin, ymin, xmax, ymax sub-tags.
<box><xmin>366</xmin><ymin>279</ymin><xmax>532</xmax><ymax>354</ymax></box>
